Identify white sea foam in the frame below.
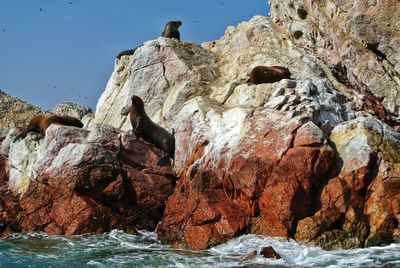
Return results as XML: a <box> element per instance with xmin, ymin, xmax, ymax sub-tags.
<box><xmin>1</xmin><ymin>231</ymin><xmax>399</xmax><ymax>267</ymax></box>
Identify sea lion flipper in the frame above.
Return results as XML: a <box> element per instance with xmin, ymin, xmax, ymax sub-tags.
<box><xmin>133</xmin><ymin>127</ymin><xmax>142</xmax><ymax>139</ymax></box>
<box><xmin>13</xmin><ymin>130</ymin><xmax>28</xmax><ymax>143</ymax></box>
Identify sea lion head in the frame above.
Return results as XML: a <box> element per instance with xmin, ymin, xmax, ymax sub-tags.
<box><xmin>172</xmin><ymin>21</ymin><xmax>182</xmax><ymax>28</ymax></box>
<box><xmin>131</xmin><ymin>95</ymin><xmax>145</xmax><ymax>111</ymax></box>
<box><xmin>282</xmin><ymin>67</ymin><xmax>292</xmax><ymax>78</ymax></box>
<box><xmin>166</xmin><ymin>20</ymin><xmax>182</xmax><ymax>30</ymax></box>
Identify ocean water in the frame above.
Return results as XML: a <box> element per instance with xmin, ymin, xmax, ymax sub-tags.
<box><xmin>0</xmin><ymin>230</ymin><xmax>399</xmax><ymax>268</ymax></box>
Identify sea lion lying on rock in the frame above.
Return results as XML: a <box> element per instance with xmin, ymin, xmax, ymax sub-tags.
<box><xmin>247</xmin><ymin>66</ymin><xmax>292</xmax><ymax>84</ymax></box>
<box><xmin>13</xmin><ymin>114</ymin><xmax>84</xmax><ymax>142</ymax></box>
<box><xmin>116</xmin><ymin>48</ymin><xmax>138</xmax><ymax>59</ymax></box>
<box><xmin>122</xmin><ymin>95</ymin><xmax>175</xmax><ymax>166</ymax></box>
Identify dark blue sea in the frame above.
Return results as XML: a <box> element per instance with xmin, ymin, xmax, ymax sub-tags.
<box><xmin>0</xmin><ymin>230</ymin><xmax>399</xmax><ymax>267</ymax></box>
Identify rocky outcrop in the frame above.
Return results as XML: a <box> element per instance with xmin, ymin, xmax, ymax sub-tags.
<box><xmin>269</xmin><ymin>0</ymin><xmax>400</xmax><ymax>128</ymax></box>
<box><xmin>0</xmin><ymin>91</ymin><xmax>92</xmax><ymax>139</ymax></box>
<box><xmin>51</xmin><ymin>102</ymin><xmax>93</xmax><ymax>119</ymax></box>
<box><xmin>0</xmin><ymin>0</ymin><xmax>399</xmax><ymax>251</ymax></box>
<box><xmin>0</xmin><ymin>140</ymin><xmax>22</xmax><ymax>237</ymax></box>
<box><xmin>296</xmin><ymin>117</ymin><xmax>400</xmax><ymax>249</ymax></box>
<box><xmin>241</xmin><ymin>246</ymin><xmax>281</xmax><ymax>263</ymax></box>
<box><xmin>0</xmin><ymin>90</ymin><xmax>44</xmax><ymax>138</ymax></box>
<box><xmin>0</xmin><ymin>124</ymin><xmax>175</xmax><ymax>236</ymax></box>
<box><xmin>90</xmin><ymin>5</ymin><xmax>399</xmax><ymax>249</ymax></box>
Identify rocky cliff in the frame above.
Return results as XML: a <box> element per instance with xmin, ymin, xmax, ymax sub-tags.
<box><xmin>1</xmin><ymin>0</ymin><xmax>399</xmax><ymax>250</ymax></box>
<box><xmin>0</xmin><ymin>90</ymin><xmax>92</xmax><ymax>138</ymax></box>
<box><xmin>0</xmin><ymin>90</ymin><xmax>44</xmax><ymax>138</ymax></box>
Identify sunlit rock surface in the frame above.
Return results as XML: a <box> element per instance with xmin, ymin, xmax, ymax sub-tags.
<box><xmin>1</xmin><ymin>124</ymin><xmax>175</xmax><ymax>236</ymax></box>
<box><xmin>1</xmin><ymin>0</ymin><xmax>399</xmax><ymax>250</ymax></box>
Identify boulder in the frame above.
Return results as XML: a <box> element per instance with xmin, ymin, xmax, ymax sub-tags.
<box><xmin>0</xmin><ymin>90</ymin><xmax>44</xmax><ymax>138</ymax></box>
<box><xmin>295</xmin><ymin>117</ymin><xmax>400</xmax><ymax>249</ymax></box>
<box><xmin>1</xmin><ymin>123</ymin><xmax>175</xmax><ymax>236</ymax></box>
<box><xmin>51</xmin><ymin>101</ymin><xmax>93</xmax><ymax>119</ymax></box>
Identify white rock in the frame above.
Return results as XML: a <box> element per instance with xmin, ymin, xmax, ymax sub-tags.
<box><xmin>8</xmin><ymin>134</ymin><xmax>41</xmax><ymax>195</ymax></box>
<box><xmin>265</xmin><ymin>95</ymin><xmax>288</xmax><ymax>109</ymax></box>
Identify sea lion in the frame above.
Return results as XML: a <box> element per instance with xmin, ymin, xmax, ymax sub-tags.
<box><xmin>116</xmin><ymin>20</ymin><xmax>182</xmax><ymax>59</ymax></box>
<box><xmin>122</xmin><ymin>95</ymin><xmax>175</xmax><ymax>166</ymax></box>
<box><xmin>247</xmin><ymin>66</ymin><xmax>292</xmax><ymax>85</ymax></box>
<box><xmin>13</xmin><ymin>114</ymin><xmax>84</xmax><ymax>142</ymax></box>
<box><xmin>161</xmin><ymin>20</ymin><xmax>182</xmax><ymax>40</ymax></box>
<box><xmin>116</xmin><ymin>48</ymin><xmax>138</xmax><ymax>59</ymax></box>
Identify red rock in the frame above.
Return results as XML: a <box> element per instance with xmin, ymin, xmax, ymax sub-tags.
<box><xmin>126</xmin><ymin>168</ymin><xmax>175</xmax><ymax>229</ymax></box>
<box><xmin>392</xmin><ymin>194</ymin><xmax>400</xmax><ymax>223</ymax></box>
<box><xmin>0</xmin><ymin>141</ymin><xmax>22</xmax><ymax>237</ymax></box>
<box><xmin>183</xmin><ymin>224</ymin><xmax>219</xmax><ymax>250</ymax></box>
<box><xmin>158</xmin><ymin>169</ymin><xmax>247</xmax><ymax>249</ymax></box>
<box><xmin>255</xmin><ymin>145</ymin><xmax>335</xmax><ymax>237</ymax></box>
<box><xmin>364</xmin><ymin>162</ymin><xmax>400</xmax><ymax>246</ymax></box>
<box><xmin>3</xmin><ymin>126</ymin><xmax>176</xmax><ymax>236</ymax></box>
<box><xmin>320</xmin><ymin>177</ymin><xmax>349</xmax><ymax>213</ymax></box>
<box><xmin>295</xmin><ymin>207</ymin><xmax>341</xmax><ymax>242</ymax></box>
<box><xmin>158</xmin><ymin>116</ymin><xmax>336</xmax><ymax>249</ymax></box>
<box><xmin>340</xmin><ymin>152</ymin><xmax>379</xmax><ymax>193</ymax></box>
<box><xmin>260</xmin><ymin>246</ymin><xmax>281</xmax><ymax>259</ymax></box>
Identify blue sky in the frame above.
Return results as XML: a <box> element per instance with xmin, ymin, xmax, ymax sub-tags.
<box><xmin>0</xmin><ymin>1</ymin><xmax>268</xmax><ymax>110</ymax></box>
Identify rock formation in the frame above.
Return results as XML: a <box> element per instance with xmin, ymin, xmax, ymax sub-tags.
<box><xmin>0</xmin><ymin>90</ymin><xmax>44</xmax><ymax>138</ymax></box>
<box><xmin>269</xmin><ymin>0</ymin><xmax>400</xmax><ymax>128</ymax></box>
<box><xmin>0</xmin><ymin>0</ymin><xmax>399</xmax><ymax>250</ymax></box>
<box><xmin>0</xmin><ymin>91</ymin><xmax>92</xmax><ymax>139</ymax></box>
<box><xmin>51</xmin><ymin>102</ymin><xmax>93</xmax><ymax>120</ymax></box>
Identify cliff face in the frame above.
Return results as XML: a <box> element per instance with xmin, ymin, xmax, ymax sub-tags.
<box><xmin>1</xmin><ymin>0</ymin><xmax>399</xmax><ymax>250</ymax></box>
<box><xmin>1</xmin><ymin>124</ymin><xmax>175</xmax><ymax>236</ymax></box>
<box><xmin>93</xmin><ymin>0</ymin><xmax>399</xmax><ymax>250</ymax></box>
<box><xmin>269</xmin><ymin>0</ymin><xmax>400</xmax><ymax>126</ymax></box>
<box><xmin>0</xmin><ymin>90</ymin><xmax>44</xmax><ymax>138</ymax></box>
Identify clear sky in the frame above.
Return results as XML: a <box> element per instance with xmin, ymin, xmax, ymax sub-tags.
<box><xmin>0</xmin><ymin>0</ymin><xmax>268</xmax><ymax>110</ymax></box>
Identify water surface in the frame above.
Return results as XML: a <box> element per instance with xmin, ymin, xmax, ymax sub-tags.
<box><xmin>0</xmin><ymin>230</ymin><xmax>399</xmax><ymax>267</ymax></box>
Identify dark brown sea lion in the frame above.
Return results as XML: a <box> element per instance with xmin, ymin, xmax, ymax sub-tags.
<box><xmin>161</xmin><ymin>21</ymin><xmax>182</xmax><ymax>40</ymax></box>
<box><xmin>13</xmin><ymin>114</ymin><xmax>84</xmax><ymax>142</ymax></box>
<box><xmin>247</xmin><ymin>66</ymin><xmax>292</xmax><ymax>84</ymax></box>
<box><xmin>116</xmin><ymin>21</ymin><xmax>182</xmax><ymax>59</ymax></box>
<box><xmin>116</xmin><ymin>48</ymin><xmax>138</xmax><ymax>59</ymax></box>
<box><xmin>122</xmin><ymin>95</ymin><xmax>175</xmax><ymax>166</ymax></box>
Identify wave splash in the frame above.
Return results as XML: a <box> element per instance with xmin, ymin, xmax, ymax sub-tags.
<box><xmin>0</xmin><ymin>231</ymin><xmax>399</xmax><ymax>267</ymax></box>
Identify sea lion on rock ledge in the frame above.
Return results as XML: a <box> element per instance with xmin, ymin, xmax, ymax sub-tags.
<box><xmin>161</xmin><ymin>20</ymin><xmax>182</xmax><ymax>40</ymax></box>
<box><xmin>116</xmin><ymin>21</ymin><xmax>182</xmax><ymax>59</ymax></box>
<box><xmin>13</xmin><ymin>114</ymin><xmax>84</xmax><ymax>142</ymax></box>
<box><xmin>116</xmin><ymin>48</ymin><xmax>138</xmax><ymax>59</ymax></box>
<box><xmin>247</xmin><ymin>65</ymin><xmax>292</xmax><ymax>85</ymax></box>
<box><xmin>122</xmin><ymin>95</ymin><xmax>175</xmax><ymax>166</ymax></box>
